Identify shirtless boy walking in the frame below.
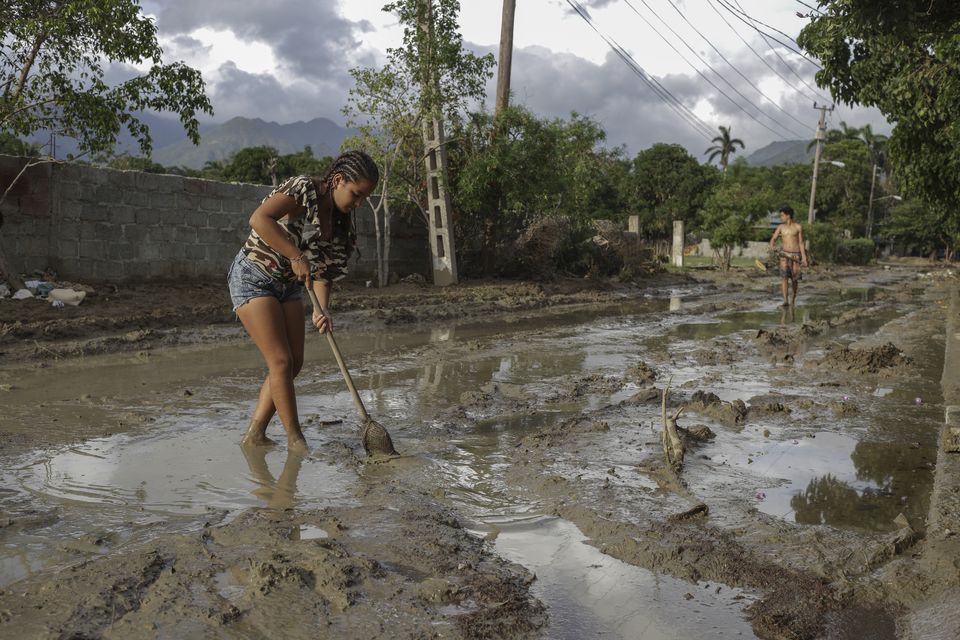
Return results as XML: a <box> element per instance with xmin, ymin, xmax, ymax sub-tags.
<box><xmin>769</xmin><ymin>206</ymin><xmax>808</xmax><ymax>307</ymax></box>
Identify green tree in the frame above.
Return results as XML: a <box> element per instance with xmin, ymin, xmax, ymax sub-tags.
<box><xmin>0</xmin><ymin>132</ymin><xmax>41</xmax><ymax>157</ymax></box>
<box><xmin>283</xmin><ymin>146</ymin><xmax>331</xmax><ymax>177</ymax></box>
<box><xmin>220</xmin><ymin>146</ymin><xmax>288</xmax><ymax>185</ymax></box>
<box><xmin>106</xmin><ymin>153</ymin><xmax>165</xmax><ymax>173</ymax></box>
<box><xmin>704</xmin><ymin>125</ymin><xmax>745</xmax><ymax>173</ymax></box>
<box><xmin>798</xmin><ymin>2</ymin><xmax>960</xmax><ymax>224</ymax></box>
<box><xmin>628</xmin><ymin>143</ymin><xmax>719</xmax><ymax>236</ymax></box>
<box><xmin>812</xmin><ymin>139</ymin><xmax>873</xmax><ymax>233</ymax></box>
<box><xmin>0</xmin><ymin>0</ymin><xmax>212</xmax><ymax>289</ymax></box>
<box><xmin>344</xmin><ymin>0</ymin><xmax>494</xmax><ymax>285</ymax></box>
<box><xmin>699</xmin><ymin>180</ymin><xmax>774</xmax><ymax>270</ymax></box>
<box><xmin>881</xmin><ymin>200</ymin><xmax>958</xmax><ymax>260</ymax></box>
<box><xmin>451</xmin><ymin>107</ymin><xmax>625</xmax><ymax>275</ymax></box>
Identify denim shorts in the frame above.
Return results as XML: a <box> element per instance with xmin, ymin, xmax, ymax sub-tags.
<box><xmin>227</xmin><ymin>251</ymin><xmax>303</xmax><ymax>312</ymax></box>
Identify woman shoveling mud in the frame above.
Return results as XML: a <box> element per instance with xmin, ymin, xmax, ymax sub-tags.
<box><xmin>227</xmin><ymin>150</ymin><xmax>378</xmax><ymax>453</ymax></box>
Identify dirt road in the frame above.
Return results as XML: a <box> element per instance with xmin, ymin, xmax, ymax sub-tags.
<box><xmin>0</xmin><ymin>261</ymin><xmax>956</xmax><ymax>638</ymax></box>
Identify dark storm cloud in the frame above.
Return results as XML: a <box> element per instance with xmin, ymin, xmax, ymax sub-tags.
<box><xmin>493</xmin><ymin>44</ymin><xmax>723</xmax><ymax>156</ymax></box>
<box><xmin>205</xmin><ymin>62</ymin><xmax>347</xmax><ymax>123</ymax></box>
<box><xmin>492</xmin><ymin>39</ymin><xmax>890</xmax><ymax>160</ymax></box>
<box><xmin>143</xmin><ymin>0</ymin><xmax>369</xmax><ymax>82</ymax></box>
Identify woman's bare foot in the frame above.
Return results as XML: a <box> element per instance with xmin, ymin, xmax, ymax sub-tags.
<box><xmin>241</xmin><ymin>418</ymin><xmax>277</xmax><ymax>447</ymax></box>
<box><xmin>287</xmin><ymin>436</ymin><xmax>309</xmax><ymax>455</ymax></box>
<box><xmin>241</xmin><ymin>432</ymin><xmax>278</xmax><ymax>447</ymax></box>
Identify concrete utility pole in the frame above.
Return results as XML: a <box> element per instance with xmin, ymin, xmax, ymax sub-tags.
<box><xmin>495</xmin><ymin>0</ymin><xmax>516</xmax><ymax>118</ymax></box>
<box><xmin>807</xmin><ymin>102</ymin><xmax>833</xmax><ymax>224</ymax></box>
<box><xmin>865</xmin><ymin>163</ymin><xmax>878</xmax><ymax>238</ymax></box>
<box><xmin>420</xmin><ymin>0</ymin><xmax>458</xmax><ymax>285</ymax></box>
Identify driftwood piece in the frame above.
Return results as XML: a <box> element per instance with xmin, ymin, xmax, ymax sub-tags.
<box><xmin>660</xmin><ymin>381</ymin><xmax>686</xmax><ymax>470</ymax></box>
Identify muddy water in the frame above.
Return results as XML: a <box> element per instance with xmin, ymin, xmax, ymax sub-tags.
<box><xmin>0</xmin><ymin>275</ymin><xmax>945</xmax><ymax>637</ymax></box>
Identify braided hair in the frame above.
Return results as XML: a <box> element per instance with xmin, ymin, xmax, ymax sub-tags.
<box><xmin>313</xmin><ymin>150</ymin><xmax>379</xmax><ymax>256</ymax></box>
<box><xmin>315</xmin><ymin>150</ymin><xmax>379</xmax><ymax>193</ymax></box>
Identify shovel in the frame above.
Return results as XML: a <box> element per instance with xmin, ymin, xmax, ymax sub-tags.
<box><xmin>305</xmin><ymin>288</ymin><xmax>398</xmax><ymax>457</ymax></box>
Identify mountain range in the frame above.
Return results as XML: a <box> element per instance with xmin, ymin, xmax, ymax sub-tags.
<box><xmin>33</xmin><ymin>113</ymin><xmax>810</xmax><ymax>170</ymax></box>
<box><xmin>151</xmin><ymin>116</ymin><xmax>355</xmax><ymax>168</ymax></box>
<box><xmin>31</xmin><ymin>114</ymin><xmax>355</xmax><ymax>169</ymax></box>
<box><xmin>743</xmin><ymin>139</ymin><xmax>814</xmax><ymax>167</ymax></box>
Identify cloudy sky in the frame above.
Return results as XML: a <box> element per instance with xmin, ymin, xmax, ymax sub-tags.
<box><xmin>138</xmin><ymin>0</ymin><xmax>891</xmax><ymax>158</ymax></box>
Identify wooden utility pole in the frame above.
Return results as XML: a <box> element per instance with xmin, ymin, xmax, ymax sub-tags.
<box><xmin>495</xmin><ymin>0</ymin><xmax>516</xmax><ymax>118</ymax></box>
<box><xmin>420</xmin><ymin>0</ymin><xmax>458</xmax><ymax>285</ymax></box>
<box><xmin>807</xmin><ymin>103</ymin><xmax>833</xmax><ymax>224</ymax></box>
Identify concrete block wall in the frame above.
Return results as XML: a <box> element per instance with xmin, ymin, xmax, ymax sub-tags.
<box><xmin>0</xmin><ymin>155</ymin><xmax>429</xmax><ymax>284</ymax></box>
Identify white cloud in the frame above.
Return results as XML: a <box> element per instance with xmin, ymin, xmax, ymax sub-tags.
<box><xmin>138</xmin><ymin>0</ymin><xmax>891</xmax><ymax>157</ymax></box>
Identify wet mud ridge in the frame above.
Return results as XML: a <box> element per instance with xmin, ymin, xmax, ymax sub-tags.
<box><xmin>0</xmin><ymin>264</ymin><xmax>957</xmax><ymax>638</ymax></box>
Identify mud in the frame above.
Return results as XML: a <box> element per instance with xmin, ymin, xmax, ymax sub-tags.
<box><xmin>0</xmin><ymin>261</ymin><xmax>956</xmax><ymax>639</ymax></box>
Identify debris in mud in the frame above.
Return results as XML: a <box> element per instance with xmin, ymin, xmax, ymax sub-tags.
<box><xmin>668</xmin><ymin>503</ymin><xmax>709</xmax><ymax>522</ymax></box>
<box><xmin>687</xmin><ymin>391</ymin><xmax>748</xmax><ymax>427</ymax></box>
<box><xmin>625</xmin><ymin>361</ymin><xmax>657</xmax><ymax>385</ymax></box>
<box><xmin>750</xmin><ymin>401</ymin><xmax>792</xmax><ymax>415</ymax></box>
<box><xmin>814</xmin><ymin>342</ymin><xmax>912</xmax><ymax>374</ymax></box>
<box><xmin>829</xmin><ymin>399</ymin><xmax>859</xmax><ymax>416</ymax></box>
<box><xmin>569</xmin><ymin>373</ymin><xmax>623</xmax><ymax>396</ymax></box>
<box><xmin>620</xmin><ymin>387</ymin><xmax>660</xmax><ymax>405</ymax></box>
<box><xmin>677</xmin><ymin>424</ymin><xmax>716</xmax><ymax>441</ymax></box>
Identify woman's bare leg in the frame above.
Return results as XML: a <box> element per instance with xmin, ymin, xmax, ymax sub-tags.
<box><xmin>243</xmin><ymin>299</ymin><xmax>307</xmax><ymax>445</ymax></box>
<box><xmin>237</xmin><ymin>297</ymin><xmax>308</xmax><ymax>451</ymax></box>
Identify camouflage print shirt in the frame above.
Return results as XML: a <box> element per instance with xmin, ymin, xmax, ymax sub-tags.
<box><xmin>241</xmin><ymin>176</ymin><xmax>354</xmax><ymax>284</ymax></box>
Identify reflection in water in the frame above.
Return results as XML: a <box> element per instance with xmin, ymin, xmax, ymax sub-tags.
<box><xmin>241</xmin><ymin>446</ymin><xmax>304</xmax><ymax>512</ymax></box>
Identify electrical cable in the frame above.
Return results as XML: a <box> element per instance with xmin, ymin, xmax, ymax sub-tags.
<box><xmin>621</xmin><ymin>0</ymin><xmax>797</xmax><ymax>140</ymax></box>
<box><xmin>717</xmin><ymin>0</ymin><xmax>821</xmax><ymax>67</ymax></box>
<box><xmin>720</xmin><ymin>0</ymin><xmax>832</xmax><ymax>104</ymax></box>
<box><xmin>564</xmin><ymin>0</ymin><xmax>716</xmax><ymax>141</ymax></box>
<box><xmin>661</xmin><ymin>0</ymin><xmax>815</xmax><ymax>135</ymax></box>
<box><xmin>705</xmin><ymin>0</ymin><xmax>827</xmax><ymax>104</ymax></box>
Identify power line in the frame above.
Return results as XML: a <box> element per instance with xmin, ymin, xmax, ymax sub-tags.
<box><xmin>621</xmin><ymin>0</ymin><xmax>798</xmax><ymax>140</ymax></box>
<box><xmin>715</xmin><ymin>0</ymin><xmax>821</xmax><ymax>68</ymax></box>
<box><xmin>721</xmin><ymin>0</ymin><xmax>832</xmax><ymax>104</ymax></box>
<box><xmin>705</xmin><ymin>0</ymin><xmax>824</xmax><ymax>104</ymax></box>
<box><xmin>793</xmin><ymin>0</ymin><xmax>824</xmax><ymax>16</ymax></box>
<box><xmin>564</xmin><ymin>0</ymin><xmax>715</xmax><ymax>141</ymax></box>
<box><xmin>661</xmin><ymin>0</ymin><xmax>815</xmax><ymax>135</ymax></box>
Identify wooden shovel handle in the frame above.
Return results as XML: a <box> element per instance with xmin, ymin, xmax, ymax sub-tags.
<box><xmin>305</xmin><ymin>287</ymin><xmax>370</xmax><ymax>421</ymax></box>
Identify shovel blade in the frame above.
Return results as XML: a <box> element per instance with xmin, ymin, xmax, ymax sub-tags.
<box><xmin>362</xmin><ymin>419</ymin><xmax>398</xmax><ymax>457</ymax></box>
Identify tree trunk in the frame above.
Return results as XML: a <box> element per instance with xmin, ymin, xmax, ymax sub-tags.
<box><xmin>371</xmin><ymin>199</ymin><xmax>384</xmax><ymax>288</ymax></box>
<box><xmin>383</xmin><ymin>197</ymin><xmax>392</xmax><ymax>287</ymax></box>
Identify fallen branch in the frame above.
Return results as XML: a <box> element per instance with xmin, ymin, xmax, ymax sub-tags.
<box><xmin>660</xmin><ymin>379</ymin><xmax>686</xmax><ymax>470</ymax></box>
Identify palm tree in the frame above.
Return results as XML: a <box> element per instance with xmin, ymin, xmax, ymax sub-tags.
<box><xmin>807</xmin><ymin>120</ymin><xmax>862</xmax><ymax>152</ymax></box>
<box><xmin>705</xmin><ymin>125</ymin><xmax>745</xmax><ymax>173</ymax></box>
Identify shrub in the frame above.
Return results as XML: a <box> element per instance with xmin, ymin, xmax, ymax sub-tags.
<box><xmin>836</xmin><ymin>238</ymin><xmax>875</xmax><ymax>265</ymax></box>
<box><xmin>804</xmin><ymin>223</ymin><xmax>840</xmax><ymax>264</ymax></box>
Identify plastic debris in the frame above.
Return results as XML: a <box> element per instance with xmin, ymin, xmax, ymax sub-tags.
<box><xmin>47</xmin><ymin>289</ymin><xmax>86</xmax><ymax>306</ymax></box>
<box><xmin>755</xmin><ymin>491</ymin><xmax>766</xmax><ymax>501</ymax></box>
<box><xmin>12</xmin><ymin>288</ymin><xmax>33</xmax><ymax>300</ymax></box>
<box><xmin>0</xmin><ymin>284</ymin><xmax>9</xmax><ymax>297</ymax></box>
<box><xmin>51</xmin><ymin>299</ymin><xmax>65</xmax><ymax>308</ymax></box>
<box><xmin>915</xmin><ymin>397</ymin><xmax>923</xmax><ymax>405</ymax></box>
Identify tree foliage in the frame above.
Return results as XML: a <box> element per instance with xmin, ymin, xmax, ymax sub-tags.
<box><xmin>0</xmin><ymin>0</ymin><xmax>213</xmax><ymax>157</ymax></box>
<box><xmin>798</xmin><ymin>1</ymin><xmax>960</xmax><ymax>213</ymax></box>
<box><xmin>699</xmin><ymin>179</ymin><xmax>774</xmax><ymax>270</ymax></box>
<box><xmin>627</xmin><ymin>143</ymin><xmax>719</xmax><ymax>236</ymax></box>
<box><xmin>704</xmin><ymin>125</ymin><xmax>745</xmax><ymax>173</ymax></box>
<box><xmin>343</xmin><ymin>0</ymin><xmax>494</xmax><ymax>285</ymax></box>
<box><xmin>452</xmin><ymin>107</ymin><xmax>624</xmax><ymax>271</ymax></box>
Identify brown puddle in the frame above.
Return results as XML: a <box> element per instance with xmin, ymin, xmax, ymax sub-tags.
<box><xmin>0</xmin><ymin>273</ymin><xmax>947</xmax><ymax>637</ymax></box>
